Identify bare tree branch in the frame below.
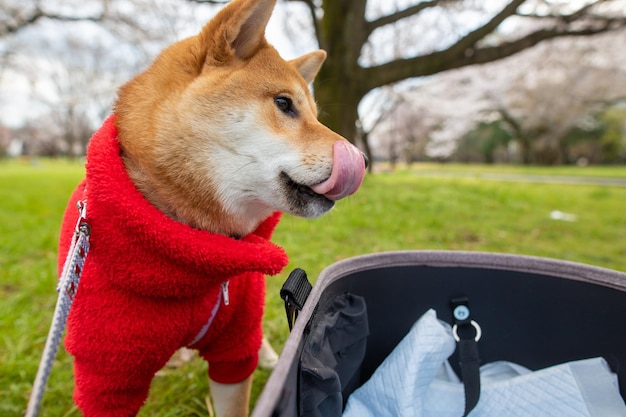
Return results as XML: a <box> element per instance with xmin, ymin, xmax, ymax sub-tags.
<box><xmin>445</xmin><ymin>0</ymin><xmax>525</xmax><ymax>57</ymax></box>
<box><xmin>285</xmin><ymin>0</ymin><xmax>317</xmax><ymax>11</ymax></box>
<box><xmin>360</xmin><ymin>1</ymin><xmax>626</xmax><ymax>93</ymax></box>
<box><xmin>463</xmin><ymin>20</ymin><xmax>625</xmax><ymax>65</ymax></box>
<box><xmin>1</xmin><ymin>7</ymin><xmax>105</xmax><ymax>35</ymax></box>
<box><xmin>365</xmin><ymin>0</ymin><xmax>447</xmax><ymax>35</ymax></box>
<box><xmin>360</xmin><ymin>18</ymin><xmax>626</xmax><ymax>91</ymax></box>
<box><xmin>516</xmin><ymin>0</ymin><xmax>609</xmax><ymax>22</ymax></box>
<box><xmin>286</xmin><ymin>0</ymin><xmax>320</xmax><ymax>44</ymax></box>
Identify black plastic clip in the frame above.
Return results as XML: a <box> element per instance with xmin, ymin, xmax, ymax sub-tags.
<box><xmin>280</xmin><ymin>268</ymin><xmax>312</xmax><ymax>331</ymax></box>
<box><xmin>450</xmin><ymin>296</ymin><xmax>482</xmax><ymax>417</ymax></box>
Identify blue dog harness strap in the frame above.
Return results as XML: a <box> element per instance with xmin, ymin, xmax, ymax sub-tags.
<box><xmin>26</xmin><ymin>200</ymin><xmax>90</xmax><ymax>417</ymax></box>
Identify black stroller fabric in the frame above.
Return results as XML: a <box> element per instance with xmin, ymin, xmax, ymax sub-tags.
<box><xmin>299</xmin><ymin>293</ymin><xmax>369</xmax><ymax>417</ymax></box>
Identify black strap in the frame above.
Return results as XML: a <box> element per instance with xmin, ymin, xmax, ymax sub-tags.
<box><xmin>451</xmin><ymin>297</ymin><xmax>481</xmax><ymax>417</ymax></box>
<box><xmin>280</xmin><ymin>268</ymin><xmax>312</xmax><ymax>331</ymax></box>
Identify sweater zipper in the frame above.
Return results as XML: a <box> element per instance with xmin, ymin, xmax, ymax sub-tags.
<box><xmin>221</xmin><ymin>281</ymin><xmax>230</xmax><ymax>306</ymax></box>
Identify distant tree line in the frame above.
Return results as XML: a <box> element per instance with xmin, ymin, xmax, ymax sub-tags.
<box><xmin>454</xmin><ymin>105</ymin><xmax>626</xmax><ymax>165</ymax></box>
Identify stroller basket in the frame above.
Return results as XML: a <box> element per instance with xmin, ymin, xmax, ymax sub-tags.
<box><xmin>252</xmin><ymin>251</ymin><xmax>626</xmax><ymax>417</ymax></box>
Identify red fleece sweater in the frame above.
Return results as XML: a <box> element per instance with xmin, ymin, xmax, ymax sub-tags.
<box><xmin>58</xmin><ymin>116</ymin><xmax>289</xmax><ymax>416</ymax></box>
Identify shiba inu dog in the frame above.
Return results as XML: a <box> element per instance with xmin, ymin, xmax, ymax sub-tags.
<box><xmin>57</xmin><ymin>0</ymin><xmax>366</xmax><ymax>416</ymax></box>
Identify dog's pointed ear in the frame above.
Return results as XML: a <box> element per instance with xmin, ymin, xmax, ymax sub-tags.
<box><xmin>289</xmin><ymin>50</ymin><xmax>327</xmax><ymax>84</ymax></box>
<box><xmin>202</xmin><ymin>0</ymin><xmax>276</xmax><ymax>64</ymax></box>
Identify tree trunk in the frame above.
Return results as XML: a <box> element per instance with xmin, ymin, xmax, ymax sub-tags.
<box><xmin>315</xmin><ymin>76</ymin><xmax>362</xmax><ymax>143</ymax></box>
<box><xmin>313</xmin><ymin>0</ymin><xmax>368</xmax><ymax>143</ymax></box>
<box><xmin>360</xmin><ymin>131</ymin><xmax>374</xmax><ymax>173</ymax></box>
<box><xmin>519</xmin><ymin>138</ymin><xmax>533</xmax><ymax>165</ymax></box>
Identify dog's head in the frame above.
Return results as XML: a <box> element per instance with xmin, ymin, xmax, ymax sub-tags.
<box><xmin>115</xmin><ymin>0</ymin><xmax>366</xmax><ymax>236</ymax></box>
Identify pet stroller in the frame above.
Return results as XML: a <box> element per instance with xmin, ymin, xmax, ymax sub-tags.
<box><xmin>251</xmin><ymin>251</ymin><xmax>626</xmax><ymax>417</ymax></box>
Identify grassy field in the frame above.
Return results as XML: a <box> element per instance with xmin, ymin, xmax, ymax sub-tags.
<box><xmin>1</xmin><ymin>158</ymin><xmax>625</xmax><ymax>416</ymax></box>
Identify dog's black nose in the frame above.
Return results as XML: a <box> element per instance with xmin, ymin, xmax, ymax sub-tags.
<box><xmin>362</xmin><ymin>152</ymin><xmax>369</xmax><ymax>169</ymax></box>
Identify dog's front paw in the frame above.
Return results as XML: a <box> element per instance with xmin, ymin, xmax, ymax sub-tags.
<box><xmin>257</xmin><ymin>337</ymin><xmax>279</xmax><ymax>370</ymax></box>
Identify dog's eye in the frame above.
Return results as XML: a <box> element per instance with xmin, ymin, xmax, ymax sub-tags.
<box><xmin>275</xmin><ymin>96</ymin><xmax>297</xmax><ymax>116</ymax></box>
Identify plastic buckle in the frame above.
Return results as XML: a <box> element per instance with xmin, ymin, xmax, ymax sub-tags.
<box><xmin>280</xmin><ymin>268</ymin><xmax>312</xmax><ymax>331</ymax></box>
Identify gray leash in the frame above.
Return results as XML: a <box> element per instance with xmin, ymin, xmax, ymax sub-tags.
<box><xmin>25</xmin><ymin>200</ymin><xmax>90</xmax><ymax>417</ymax></box>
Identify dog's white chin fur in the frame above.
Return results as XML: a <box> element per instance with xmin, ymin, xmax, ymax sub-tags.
<box><xmin>197</xmin><ymin>113</ymin><xmax>336</xmax><ymax>233</ymax></box>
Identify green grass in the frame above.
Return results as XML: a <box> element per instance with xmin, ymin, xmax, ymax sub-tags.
<box><xmin>406</xmin><ymin>162</ymin><xmax>626</xmax><ymax>178</ymax></box>
<box><xmin>1</xmin><ymin>158</ymin><xmax>625</xmax><ymax>416</ymax></box>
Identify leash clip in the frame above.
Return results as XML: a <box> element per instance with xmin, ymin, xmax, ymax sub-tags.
<box><xmin>56</xmin><ymin>200</ymin><xmax>90</xmax><ymax>297</ymax></box>
<box><xmin>74</xmin><ymin>200</ymin><xmax>91</xmax><ymax>237</ymax></box>
<box><xmin>451</xmin><ymin>298</ymin><xmax>482</xmax><ymax>342</ymax></box>
<box><xmin>452</xmin><ymin>320</ymin><xmax>482</xmax><ymax>342</ymax></box>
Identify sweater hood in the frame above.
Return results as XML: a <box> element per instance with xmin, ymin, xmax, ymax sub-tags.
<box><xmin>82</xmin><ymin>115</ymin><xmax>289</xmax><ymax>298</ymax></box>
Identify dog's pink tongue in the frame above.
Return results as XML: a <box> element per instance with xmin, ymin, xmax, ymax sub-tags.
<box><xmin>310</xmin><ymin>141</ymin><xmax>366</xmax><ymax>201</ymax></box>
